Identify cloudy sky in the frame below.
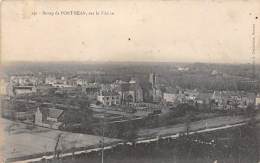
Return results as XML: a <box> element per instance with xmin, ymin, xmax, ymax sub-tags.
<box><xmin>1</xmin><ymin>0</ymin><xmax>260</xmax><ymax>63</ymax></box>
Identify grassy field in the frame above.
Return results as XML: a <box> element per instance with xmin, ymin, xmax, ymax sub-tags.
<box><xmin>0</xmin><ymin>117</ymin><xmax>120</xmax><ymax>162</ymax></box>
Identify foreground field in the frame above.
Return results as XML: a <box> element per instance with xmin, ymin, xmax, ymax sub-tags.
<box><xmin>1</xmin><ymin>111</ymin><xmax>260</xmax><ymax>163</ymax></box>
<box><xmin>0</xmin><ymin>118</ymin><xmax>120</xmax><ymax>162</ymax></box>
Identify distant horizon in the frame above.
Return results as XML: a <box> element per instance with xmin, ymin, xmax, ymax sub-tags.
<box><xmin>1</xmin><ymin>60</ymin><xmax>259</xmax><ymax>66</ymax></box>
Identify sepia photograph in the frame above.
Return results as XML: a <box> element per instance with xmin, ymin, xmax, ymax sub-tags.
<box><xmin>0</xmin><ymin>0</ymin><xmax>260</xmax><ymax>162</ymax></box>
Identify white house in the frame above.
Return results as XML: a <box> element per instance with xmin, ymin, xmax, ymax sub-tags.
<box><xmin>97</xmin><ymin>90</ymin><xmax>120</xmax><ymax>106</ymax></box>
<box><xmin>163</xmin><ymin>93</ymin><xmax>177</xmax><ymax>103</ymax></box>
<box><xmin>45</xmin><ymin>76</ymin><xmax>57</xmax><ymax>85</ymax></box>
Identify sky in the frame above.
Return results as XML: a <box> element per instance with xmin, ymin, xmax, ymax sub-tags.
<box><xmin>1</xmin><ymin>0</ymin><xmax>260</xmax><ymax>63</ymax></box>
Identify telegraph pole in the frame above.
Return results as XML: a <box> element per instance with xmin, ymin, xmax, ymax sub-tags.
<box><xmin>101</xmin><ymin>117</ymin><xmax>104</xmax><ymax>163</ymax></box>
<box><xmin>101</xmin><ymin>112</ymin><xmax>106</xmax><ymax>163</ymax></box>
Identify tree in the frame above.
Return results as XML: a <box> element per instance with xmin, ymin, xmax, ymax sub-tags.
<box><xmin>175</xmin><ymin>103</ymin><xmax>198</xmax><ymax>117</ymax></box>
<box><xmin>63</xmin><ymin>110</ymin><xmax>81</xmax><ymax>129</ymax></box>
<box><xmin>245</xmin><ymin>104</ymin><xmax>256</xmax><ymax>118</ymax></box>
<box><xmin>122</xmin><ymin>121</ymin><xmax>138</xmax><ymax>142</ymax></box>
<box><xmin>63</xmin><ymin>100</ymin><xmax>94</xmax><ymax>133</ymax></box>
<box><xmin>79</xmin><ymin>108</ymin><xmax>94</xmax><ymax>133</ymax></box>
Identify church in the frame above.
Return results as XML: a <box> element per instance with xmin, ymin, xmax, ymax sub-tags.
<box><xmin>114</xmin><ymin>78</ymin><xmax>143</xmax><ymax>104</ymax></box>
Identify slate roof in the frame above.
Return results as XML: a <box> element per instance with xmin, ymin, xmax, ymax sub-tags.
<box><xmin>13</xmin><ymin>86</ymin><xmax>35</xmax><ymax>90</ymax></box>
<box><xmin>101</xmin><ymin>90</ymin><xmax>119</xmax><ymax>96</ymax></box>
<box><xmin>48</xmin><ymin>108</ymin><xmax>64</xmax><ymax>119</ymax></box>
<box><xmin>164</xmin><ymin>87</ymin><xmax>179</xmax><ymax>94</ymax></box>
<box><xmin>39</xmin><ymin>107</ymin><xmax>64</xmax><ymax>119</ymax></box>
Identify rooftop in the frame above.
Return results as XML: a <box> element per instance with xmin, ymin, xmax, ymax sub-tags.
<box><xmin>47</xmin><ymin>108</ymin><xmax>64</xmax><ymax>119</ymax></box>
<box><xmin>100</xmin><ymin>90</ymin><xmax>119</xmax><ymax>96</ymax></box>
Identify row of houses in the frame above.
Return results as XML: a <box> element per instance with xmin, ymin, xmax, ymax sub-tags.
<box><xmin>45</xmin><ymin>75</ymin><xmax>94</xmax><ymax>87</ymax></box>
<box><xmin>0</xmin><ymin>78</ymin><xmax>38</xmax><ymax>96</ymax></box>
<box><xmin>163</xmin><ymin>88</ymin><xmax>201</xmax><ymax>104</ymax></box>
<box><xmin>2</xmin><ymin>73</ymin><xmax>260</xmax><ymax>110</ymax></box>
<box><xmin>43</xmin><ymin>73</ymin><xmax>259</xmax><ymax>110</ymax></box>
<box><xmin>10</xmin><ymin>75</ymin><xmax>38</xmax><ymax>86</ymax></box>
<box><xmin>162</xmin><ymin>88</ymin><xmax>258</xmax><ymax>110</ymax></box>
<box><xmin>211</xmin><ymin>91</ymin><xmax>256</xmax><ymax>110</ymax></box>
